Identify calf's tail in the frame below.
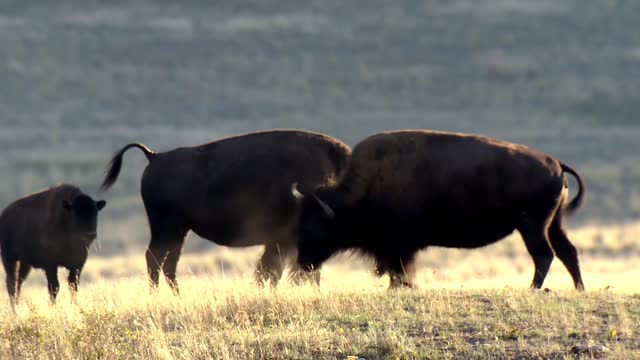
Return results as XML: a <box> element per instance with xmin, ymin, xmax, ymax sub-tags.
<box><xmin>100</xmin><ymin>143</ymin><xmax>157</xmax><ymax>191</ymax></box>
<box><xmin>561</xmin><ymin>163</ymin><xmax>585</xmax><ymax>215</ymax></box>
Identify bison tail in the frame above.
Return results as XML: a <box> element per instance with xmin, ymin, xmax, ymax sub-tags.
<box><xmin>561</xmin><ymin>163</ymin><xmax>585</xmax><ymax>215</ymax></box>
<box><xmin>100</xmin><ymin>143</ymin><xmax>157</xmax><ymax>192</ymax></box>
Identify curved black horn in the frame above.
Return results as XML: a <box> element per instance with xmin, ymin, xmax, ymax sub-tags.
<box><xmin>312</xmin><ymin>194</ymin><xmax>335</xmax><ymax>218</ymax></box>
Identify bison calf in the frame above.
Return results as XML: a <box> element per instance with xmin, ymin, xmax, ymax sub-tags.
<box><xmin>0</xmin><ymin>184</ymin><xmax>106</xmax><ymax>308</ymax></box>
<box><xmin>100</xmin><ymin>130</ymin><xmax>350</xmax><ymax>293</ymax></box>
<box><xmin>295</xmin><ymin>130</ymin><xmax>586</xmax><ymax>290</ymax></box>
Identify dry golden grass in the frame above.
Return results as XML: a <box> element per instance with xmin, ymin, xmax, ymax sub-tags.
<box><xmin>1</xmin><ymin>222</ymin><xmax>639</xmax><ymax>359</ymax></box>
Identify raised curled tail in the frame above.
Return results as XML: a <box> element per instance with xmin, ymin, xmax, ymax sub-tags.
<box><xmin>100</xmin><ymin>143</ymin><xmax>157</xmax><ymax>191</ymax></box>
<box><xmin>561</xmin><ymin>163</ymin><xmax>585</xmax><ymax>214</ymax></box>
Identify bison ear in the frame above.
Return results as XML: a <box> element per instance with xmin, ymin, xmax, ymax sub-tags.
<box><xmin>291</xmin><ymin>183</ymin><xmax>304</xmax><ymax>200</ymax></box>
<box><xmin>95</xmin><ymin>200</ymin><xmax>107</xmax><ymax>211</ymax></box>
<box><xmin>62</xmin><ymin>200</ymin><xmax>73</xmax><ymax>211</ymax></box>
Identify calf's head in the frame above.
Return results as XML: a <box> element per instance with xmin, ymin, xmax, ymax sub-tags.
<box><xmin>62</xmin><ymin>194</ymin><xmax>107</xmax><ymax>243</ymax></box>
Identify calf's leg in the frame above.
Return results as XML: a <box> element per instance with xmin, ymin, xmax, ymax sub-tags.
<box><xmin>45</xmin><ymin>267</ymin><xmax>60</xmax><ymax>304</ymax></box>
<box><xmin>16</xmin><ymin>262</ymin><xmax>32</xmax><ymax>300</ymax></box>
<box><xmin>2</xmin><ymin>256</ymin><xmax>18</xmax><ymax>309</ymax></box>
<box><xmin>67</xmin><ymin>267</ymin><xmax>82</xmax><ymax>303</ymax></box>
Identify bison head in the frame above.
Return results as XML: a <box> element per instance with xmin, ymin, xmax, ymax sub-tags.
<box><xmin>292</xmin><ymin>184</ymin><xmax>348</xmax><ymax>272</ymax></box>
<box><xmin>62</xmin><ymin>194</ymin><xmax>107</xmax><ymax>244</ymax></box>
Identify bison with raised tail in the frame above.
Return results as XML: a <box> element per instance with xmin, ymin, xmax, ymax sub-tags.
<box><xmin>100</xmin><ymin>130</ymin><xmax>351</xmax><ymax>293</ymax></box>
<box><xmin>294</xmin><ymin>130</ymin><xmax>586</xmax><ymax>290</ymax></box>
<box><xmin>0</xmin><ymin>184</ymin><xmax>106</xmax><ymax>308</ymax></box>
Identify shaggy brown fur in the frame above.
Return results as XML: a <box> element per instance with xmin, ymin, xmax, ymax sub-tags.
<box><xmin>0</xmin><ymin>184</ymin><xmax>106</xmax><ymax>308</ymax></box>
<box><xmin>100</xmin><ymin>129</ymin><xmax>351</xmax><ymax>292</ymax></box>
<box><xmin>295</xmin><ymin>130</ymin><xmax>585</xmax><ymax>290</ymax></box>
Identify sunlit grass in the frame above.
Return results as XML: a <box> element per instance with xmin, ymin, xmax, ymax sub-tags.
<box><xmin>2</xmin><ymin>276</ymin><xmax>639</xmax><ymax>359</ymax></box>
<box><xmin>1</xmin><ymin>222</ymin><xmax>640</xmax><ymax>359</ymax></box>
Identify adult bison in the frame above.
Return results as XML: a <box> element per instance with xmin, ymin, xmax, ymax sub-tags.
<box><xmin>294</xmin><ymin>130</ymin><xmax>586</xmax><ymax>290</ymax></box>
<box><xmin>100</xmin><ymin>130</ymin><xmax>351</xmax><ymax>293</ymax></box>
<box><xmin>0</xmin><ymin>184</ymin><xmax>106</xmax><ymax>308</ymax></box>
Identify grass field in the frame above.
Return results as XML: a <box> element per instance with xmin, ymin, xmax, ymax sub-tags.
<box><xmin>2</xmin><ymin>1</ymin><xmax>640</xmax><ymax>358</ymax></box>
<box><xmin>2</xmin><ymin>222</ymin><xmax>639</xmax><ymax>359</ymax></box>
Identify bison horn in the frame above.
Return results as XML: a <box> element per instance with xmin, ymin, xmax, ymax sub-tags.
<box><xmin>312</xmin><ymin>194</ymin><xmax>335</xmax><ymax>219</ymax></box>
<box><xmin>291</xmin><ymin>182</ymin><xmax>303</xmax><ymax>200</ymax></box>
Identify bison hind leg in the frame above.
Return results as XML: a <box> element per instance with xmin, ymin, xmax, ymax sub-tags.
<box><xmin>162</xmin><ymin>241</ymin><xmax>186</xmax><ymax>296</ymax></box>
<box><xmin>518</xmin><ymin>221</ymin><xmax>554</xmax><ymax>290</ymax></box>
<box><xmin>548</xmin><ymin>214</ymin><xmax>585</xmax><ymax>291</ymax></box>
<box><xmin>145</xmin><ymin>213</ymin><xmax>189</xmax><ymax>294</ymax></box>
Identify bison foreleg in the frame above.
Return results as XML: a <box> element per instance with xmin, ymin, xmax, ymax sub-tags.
<box><xmin>3</xmin><ymin>257</ymin><xmax>18</xmax><ymax>309</ymax></box>
<box><xmin>67</xmin><ymin>267</ymin><xmax>81</xmax><ymax>303</ymax></box>
<box><xmin>16</xmin><ymin>262</ymin><xmax>31</xmax><ymax>300</ymax></box>
<box><xmin>288</xmin><ymin>260</ymin><xmax>321</xmax><ymax>286</ymax></box>
<box><xmin>45</xmin><ymin>267</ymin><xmax>60</xmax><ymax>304</ymax></box>
<box><xmin>255</xmin><ymin>244</ymin><xmax>285</xmax><ymax>287</ymax></box>
<box><xmin>286</xmin><ymin>247</ymin><xmax>320</xmax><ymax>286</ymax></box>
<box><xmin>384</xmin><ymin>253</ymin><xmax>417</xmax><ymax>289</ymax></box>
<box><xmin>288</xmin><ymin>265</ymin><xmax>321</xmax><ymax>286</ymax></box>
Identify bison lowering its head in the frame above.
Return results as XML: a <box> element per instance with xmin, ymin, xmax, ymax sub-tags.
<box><xmin>293</xmin><ymin>130</ymin><xmax>586</xmax><ymax>290</ymax></box>
<box><xmin>293</xmin><ymin>183</ymin><xmax>355</xmax><ymax>273</ymax></box>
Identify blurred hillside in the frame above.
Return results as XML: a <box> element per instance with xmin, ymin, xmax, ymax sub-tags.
<box><xmin>1</xmin><ymin>0</ymin><xmax>639</xmax><ymax>254</ymax></box>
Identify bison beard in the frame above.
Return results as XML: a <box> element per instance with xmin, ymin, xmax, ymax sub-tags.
<box><xmin>295</xmin><ymin>130</ymin><xmax>586</xmax><ymax>290</ymax></box>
